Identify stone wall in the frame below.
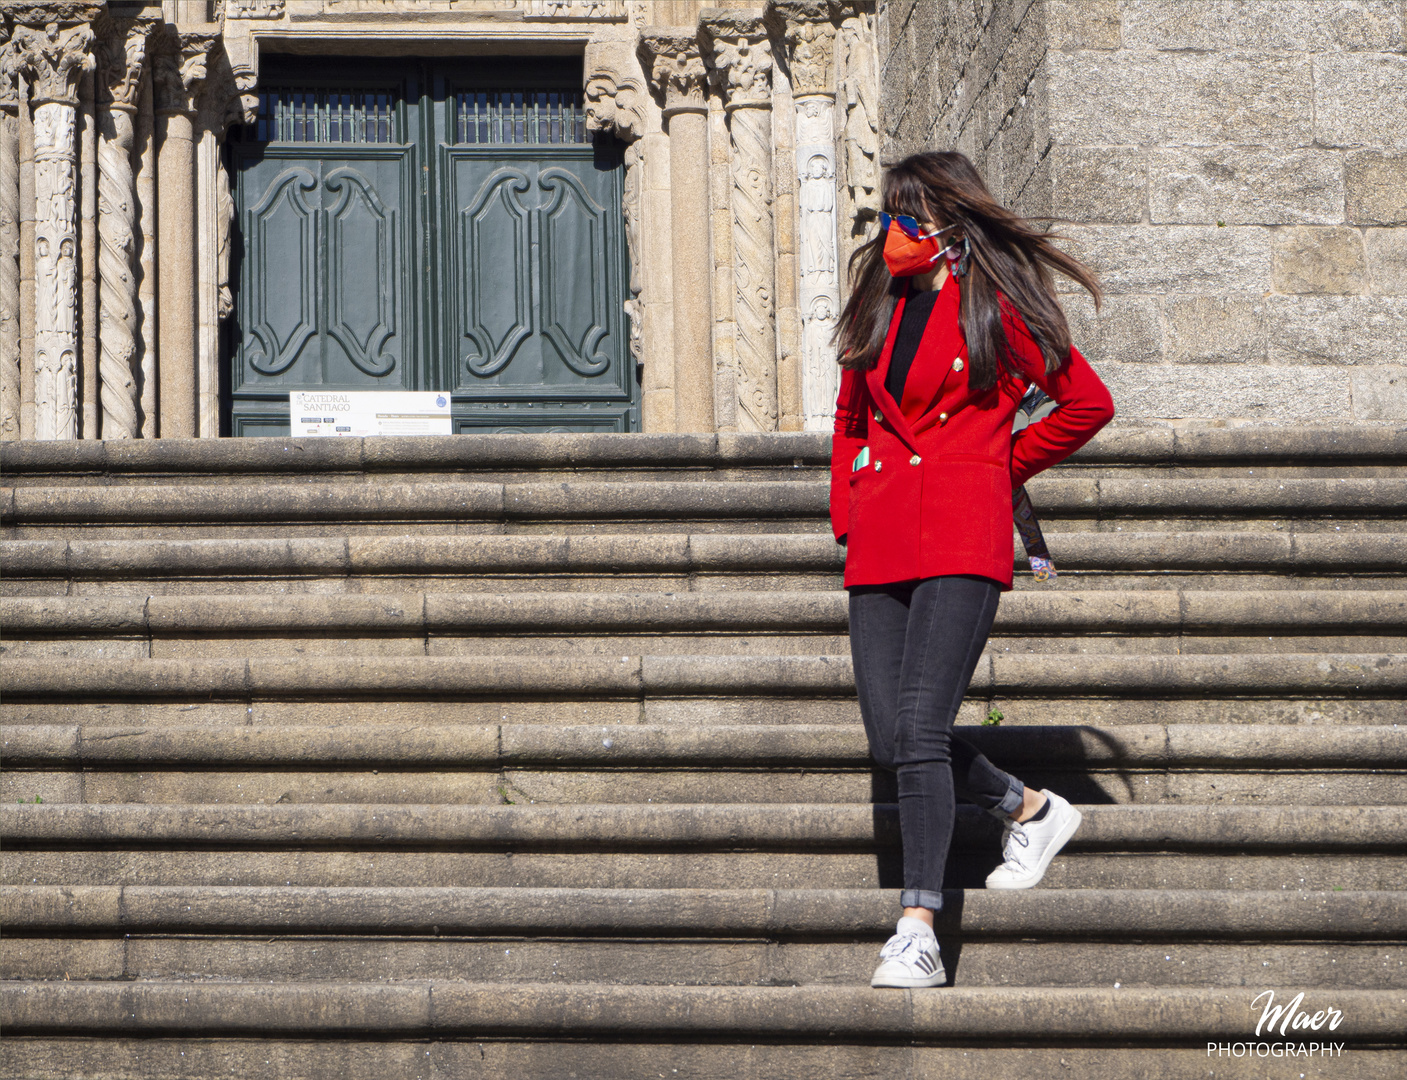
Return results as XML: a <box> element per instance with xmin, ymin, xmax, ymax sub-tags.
<box><xmin>879</xmin><ymin>0</ymin><xmax>1407</xmax><ymax>425</ymax></box>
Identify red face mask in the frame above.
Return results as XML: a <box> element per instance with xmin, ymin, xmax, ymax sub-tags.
<box><xmin>881</xmin><ymin>214</ymin><xmax>957</xmax><ymax>277</ymax></box>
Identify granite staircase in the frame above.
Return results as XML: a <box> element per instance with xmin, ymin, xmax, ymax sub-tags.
<box><xmin>1</xmin><ymin>426</ymin><xmax>1404</xmax><ymax>1079</ymax></box>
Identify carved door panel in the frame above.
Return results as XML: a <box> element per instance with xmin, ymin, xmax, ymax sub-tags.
<box><xmin>441</xmin><ymin>152</ymin><xmax>630</xmax><ymax>428</ymax></box>
<box><xmin>434</xmin><ymin>69</ymin><xmax>633</xmax><ymax>433</ymax></box>
<box><xmin>229</xmin><ymin>79</ymin><xmax>414</xmax><ymax>436</ymax></box>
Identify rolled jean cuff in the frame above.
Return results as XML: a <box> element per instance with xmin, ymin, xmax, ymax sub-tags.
<box><xmin>899</xmin><ymin>888</ymin><xmax>944</xmax><ymax>912</ymax></box>
<box><xmin>995</xmin><ymin>773</ymin><xmax>1025</xmax><ymax>818</ymax></box>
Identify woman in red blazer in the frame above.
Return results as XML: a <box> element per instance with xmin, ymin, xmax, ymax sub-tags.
<box><xmin>833</xmin><ymin>152</ymin><xmax>1114</xmax><ymax>989</ymax></box>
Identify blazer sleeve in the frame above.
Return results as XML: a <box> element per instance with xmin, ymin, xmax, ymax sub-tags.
<box><xmin>1003</xmin><ymin>303</ymin><xmax>1115</xmax><ymax>489</ymax></box>
<box><xmin>830</xmin><ymin>364</ymin><xmax>869</xmax><ymax>543</ymax></box>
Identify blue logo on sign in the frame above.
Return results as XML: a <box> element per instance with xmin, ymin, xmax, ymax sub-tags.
<box><xmin>435</xmin><ymin>395</ymin><xmax>447</xmax><ymax>408</ymax></box>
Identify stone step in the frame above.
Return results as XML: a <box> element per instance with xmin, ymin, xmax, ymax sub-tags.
<box><xmin>4</xmin><ymin>724</ymin><xmax>1401</xmax><ymax>808</ymax></box>
<box><xmin>3</xmin><ymin>425</ymin><xmax>1404</xmax><ymax>485</ymax></box>
<box><xmin>5</xmin><ymin>476</ymin><xmax>1407</xmax><ymax>538</ymax></box>
<box><xmin>3</xmin><ymin>531</ymin><xmax>1405</xmax><ymax>595</ymax></box>
<box><xmin>4</xmin><ymin>1034</ymin><xmax>1400</xmax><ymax>1080</ymax></box>
<box><xmin>2</xmin><ymin>653</ymin><xmax>1401</xmax><ymax>705</ymax></box>
<box><xmin>2</xmin><ymin>592</ymin><xmax>1404</xmax><ymax>661</ymax></box>
<box><xmin>3</xmin><ymin>887</ymin><xmax>1402</xmax><ymax>989</ymax></box>
<box><xmin>5</xmin><ymin>802</ymin><xmax>1401</xmax><ymax>854</ymax></box>
<box><xmin>1</xmin><ymin>981</ymin><xmax>1397</xmax><ymax>1050</ymax></box>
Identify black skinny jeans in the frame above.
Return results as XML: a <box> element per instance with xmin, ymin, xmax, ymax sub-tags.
<box><xmin>849</xmin><ymin>575</ymin><xmax>1025</xmax><ymax>912</ymax></box>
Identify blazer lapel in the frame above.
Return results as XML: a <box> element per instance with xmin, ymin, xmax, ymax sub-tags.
<box><xmin>865</xmin><ymin>294</ymin><xmax>920</xmax><ymax>453</ymax></box>
<box><xmin>908</xmin><ymin>274</ymin><xmax>966</xmax><ymax>437</ymax></box>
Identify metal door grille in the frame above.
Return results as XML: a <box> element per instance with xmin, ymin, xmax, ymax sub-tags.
<box><xmin>456</xmin><ymin>89</ymin><xmax>586</xmax><ymax>145</ymax></box>
<box><xmin>251</xmin><ymin>88</ymin><xmax>397</xmax><ymax>144</ymax></box>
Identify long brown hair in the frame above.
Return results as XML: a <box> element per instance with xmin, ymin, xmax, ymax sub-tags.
<box><xmin>834</xmin><ymin>151</ymin><xmax>1100</xmax><ymax>390</ymax></box>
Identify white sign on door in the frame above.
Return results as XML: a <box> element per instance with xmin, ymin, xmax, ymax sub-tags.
<box><xmin>290</xmin><ymin>391</ymin><xmax>452</xmax><ymax>437</ymax></box>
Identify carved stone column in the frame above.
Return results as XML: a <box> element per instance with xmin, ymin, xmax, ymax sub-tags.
<box><xmin>705</xmin><ymin>12</ymin><xmax>777</xmax><ymax>434</ymax></box>
<box><xmin>152</xmin><ymin>28</ymin><xmax>212</xmax><ymax>439</ymax></box>
<box><xmin>0</xmin><ymin>31</ymin><xmax>21</xmax><ymax>441</ymax></box>
<box><xmin>95</xmin><ymin>18</ymin><xmax>152</xmax><ymax>440</ymax></box>
<box><xmin>774</xmin><ymin>1</ymin><xmax>840</xmax><ymax>433</ymax></box>
<box><xmin>16</xmin><ymin>20</ymin><xmax>95</xmax><ymax>441</ymax></box>
<box><xmin>640</xmin><ymin>28</ymin><xmax>713</xmax><ymax>434</ymax></box>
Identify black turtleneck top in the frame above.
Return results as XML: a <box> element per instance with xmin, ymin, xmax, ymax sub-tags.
<box><xmin>884</xmin><ymin>287</ymin><xmax>941</xmax><ymax>407</ymax></box>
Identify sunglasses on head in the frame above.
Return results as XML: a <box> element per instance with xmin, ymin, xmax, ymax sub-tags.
<box><xmin>879</xmin><ymin>213</ymin><xmax>956</xmax><ymax>241</ymax></box>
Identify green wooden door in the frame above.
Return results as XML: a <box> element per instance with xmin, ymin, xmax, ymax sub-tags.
<box><xmin>228</xmin><ymin>58</ymin><xmax>636</xmax><ymax>436</ymax></box>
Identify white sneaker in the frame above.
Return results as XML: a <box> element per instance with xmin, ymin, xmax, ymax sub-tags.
<box><xmin>985</xmin><ymin>789</ymin><xmax>1082</xmax><ymax>890</ymax></box>
<box><xmin>870</xmin><ymin>916</ymin><xmax>945</xmax><ymax>988</ymax></box>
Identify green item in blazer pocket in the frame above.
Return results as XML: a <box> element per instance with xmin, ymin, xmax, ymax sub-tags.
<box><xmin>852</xmin><ymin>446</ymin><xmax>871</xmax><ymax>472</ymax></box>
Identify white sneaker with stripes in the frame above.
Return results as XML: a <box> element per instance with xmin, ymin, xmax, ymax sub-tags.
<box><xmin>985</xmin><ymin>789</ymin><xmax>1083</xmax><ymax>890</ymax></box>
<box><xmin>870</xmin><ymin>916</ymin><xmax>944</xmax><ymax>988</ymax></box>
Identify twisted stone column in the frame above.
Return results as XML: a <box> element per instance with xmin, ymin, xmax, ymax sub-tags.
<box><xmin>775</xmin><ymin>2</ymin><xmax>840</xmax><ymax>432</ymax></box>
<box><xmin>640</xmin><ymin>28</ymin><xmax>713</xmax><ymax>434</ymax></box>
<box><xmin>706</xmin><ymin>14</ymin><xmax>777</xmax><ymax>433</ymax></box>
<box><xmin>135</xmin><ymin>67</ymin><xmax>156</xmax><ymax>437</ymax></box>
<box><xmin>0</xmin><ymin>34</ymin><xmax>21</xmax><ymax>441</ymax></box>
<box><xmin>17</xmin><ymin>21</ymin><xmax>95</xmax><ymax>441</ymax></box>
<box><xmin>96</xmin><ymin>19</ymin><xmax>152</xmax><ymax>440</ymax></box>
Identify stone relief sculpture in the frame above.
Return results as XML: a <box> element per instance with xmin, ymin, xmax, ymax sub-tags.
<box><xmin>217</xmin><ymin>0</ymin><xmax>287</xmax><ymax>17</ymax></box>
<box><xmin>96</xmin><ymin>18</ymin><xmax>151</xmax><ymax>440</ymax></box>
<box><xmin>17</xmin><ymin>20</ymin><xmax>94</xmax><ymax>441</ymax></box>
<box><xmin>841</xmin><ymin>15</ymin><xmax>879</xmax><ymax>217</ymax></box>
<box><xmin>583</xmin><ymin>43</ymin><xmax>647</xmax><ymax>367</ymax></box>
<box><xmin>0</xmin><ymin>29</ymin><xmax>20</xmax><ymax>440</ymax></box>
<box><xmin>526</xmin><ymin>0</ymin><xmax>627</xmax><ymax>18</ymax></box>
<box><xmin>584</xmin><ymin>70</ymin><xmax>645</xmax><ymax>141</ymax></box>
<box><xmin>708</xmin><ymin>14</ymin><xmax>778</xmax><ymax>432</ymax></box>
<box><xmin>621</xmin><ymin>140</ymin><xmax>643</xmax><ymax>362</ymax></box>
<box><xmin>798</xmin><ymin>148</ymin><xmax>836</xmax><ymax>285</ymax></box>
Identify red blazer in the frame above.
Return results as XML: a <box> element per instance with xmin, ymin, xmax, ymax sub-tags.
<box><xmin>831</xmin><ymin>274</ymin><xmax>1114</xmax><ymax>590</ymax></box>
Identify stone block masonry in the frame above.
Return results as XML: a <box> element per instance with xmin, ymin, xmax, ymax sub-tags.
<box><xmin>879</xmin><ymin>0</ymin><xmax>1407</xmax><ymax>424</ymax></box>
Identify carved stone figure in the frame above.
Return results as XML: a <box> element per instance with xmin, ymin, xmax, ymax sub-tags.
<box><xmin>802</xmin><ymin>291</ymin><xmax>839</xmax><ymax>428</ymax></box>
<box><xmin>584</xmin><ymin>71</ymin><xmax>645</xmax><ymax>141</ymax></box>
<box><xmin>639</xmin><ymin>30</ymin><xmax>707</xmax><ymax>116</ymax></box>
<box><xmin>799</xmin><ymin>151</ymin><xmax>836</xmax><ymax>285</ymax></box>
<box><xmin>153</xmin><ymin>29</ymin><xmax>214</xmax><ymax>117</ymax></box>
<box><xmin>782</xmin><ymin>17</ymin><xmax>835</xmax><ymax>98</ymax></box>
<box><xmin>842</xmin><ymin>19</ymin><xmax>879</xmax><ymax>214</ymax></box>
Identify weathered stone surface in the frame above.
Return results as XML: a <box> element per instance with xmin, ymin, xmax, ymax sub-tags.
<box><xmin>1163</xmin><ymin>294</ymin><xmax>1267</xmax><ymax>362</ymax></box>
<box><xmin>1365</xmin><ymin>227</ymin><xmax>1407</xmax><ymax>292</ymax></box>
<box><xmin>1272</xmin><ymin>226</ymin><xmax>1370</xmax><ymax>294</ymax></box>
<box><xmin>1048</xmin><ymin>51</ymin><xmax>1313</xmax><ymax>146</ymax></box>
<box><xmin>1121</xmin><ymin>1</ymin><xmax>1405</xmax><ymax>51</ymax></box>
<box><xmin>1059</xmin><ymin>226</ymin><xmax>1272</xmax><ymax>294</ymax></box>
<box><xmin>1062</xmin><ymin>295</ymin><xmax>1163</xmax><ymax>365</ymax></box>
<box><xmin>1049</xmin><ymin>146</ymin><xmax>1145</xmax><ymax>223</ymax></box>
<box><xmin>1316</xmin><ymin>52</ymin><xmax>1407</xmax><ymax>149</ymax></box>
<box><xmin>1265</xmin><ymin>295</ymin><xmax>1407</xmax><ymax>363</ymax></box>
<box><xmin>1047</xmin><ymin>0</ymin><xmax>1121</xmax><ymax>50</ymax></box>
<box><xmin>1098</xmin><ymin>363</ymin><xmax>1352</xmax><ymax>421</ymax></box>
<box><xmin>1352</xmin><ymin>365</ymin><xmax>1407</xmax><ymax>419</ymax></box>
<box><xmin>1347</xmin><ymin>151</ymin><xmax>1407</xmax><ymax>223</ymax></box>
<box><xmin>1149</xmin><ymin>149</ymin><xmax>1344</xmax><ymax>225</ymax></box>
